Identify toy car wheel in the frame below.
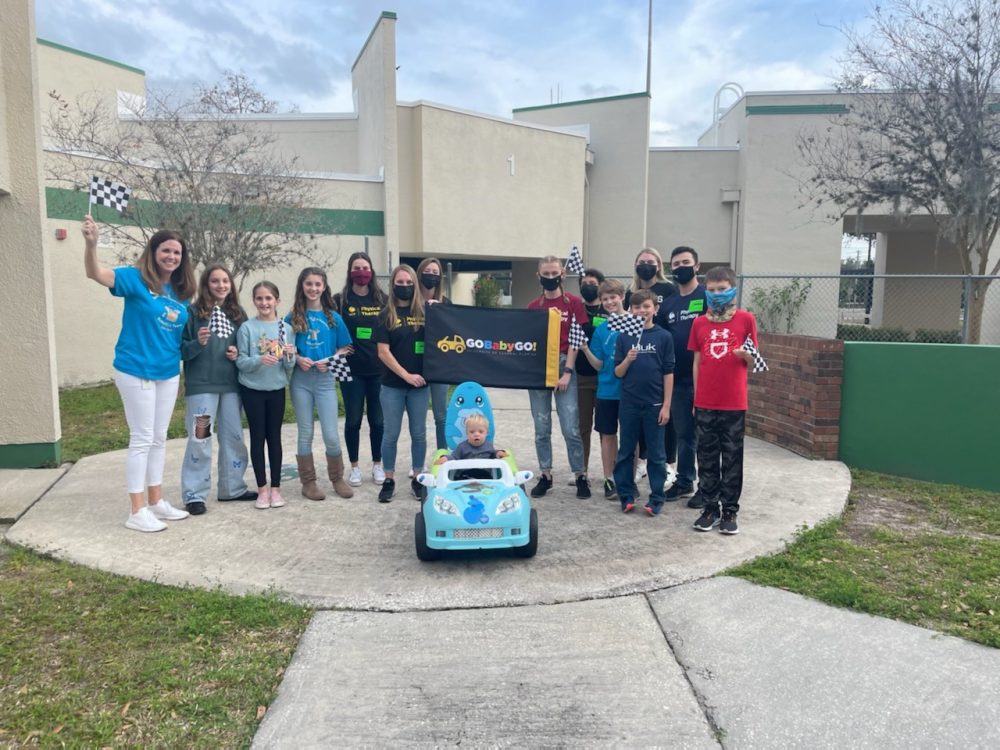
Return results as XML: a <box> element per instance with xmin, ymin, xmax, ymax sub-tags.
<box><xmin>415</xmin><ymin>511</ymin><xmax>442</xmax><ymax>562</ymax></box>
<box><xmin>513</xmin><ymin>508</ymin><xmax>538</xmax><ymax>558</ymax></box>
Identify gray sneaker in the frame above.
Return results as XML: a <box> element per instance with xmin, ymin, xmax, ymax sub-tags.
<box><xmin>693</xmin><ymin>508</ymin><xmax>720</xmax><ymax>532</ymax></box>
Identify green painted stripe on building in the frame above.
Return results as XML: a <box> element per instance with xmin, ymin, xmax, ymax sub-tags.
<box><xmin>37</xmin><ymin>38</ymin><xmax>145</xmax><ymax>75</ymax></box>
<box><xmin>989</xmin><ymin>103</ymin><xmax>1000</xmax><ymax>113</ymax></box>
<box><xmin>45</xmin><ymin>187</ymin><xmax>385</xmax><ymax>236</ymax></box>
<box><xmin>839</xmin><ymin>342</ymin><xmax>1000</xmax><ymax>492</ymax></box>
<box><xmin>381</xmin><ymin>11</ymin><xmax>398</xmax><ymax>20</ymax></box>
<box><xmin>746</xmin><ymin>104</ymin><xmax>848</xmax><ymax>116</ymax></box>
<box><xmin>513</xmin><ymin>91</ymin><xmax>650</xmax><ymax>114</ymax></box>
<box><xmin>0</xmin><ymin>441</ymin><xmax>62</xmax><ymax>469</ymax></box>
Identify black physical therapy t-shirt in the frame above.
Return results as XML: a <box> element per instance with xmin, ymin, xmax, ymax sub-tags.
<box><xmin>374</xmin><ymin>306</ymin><xmax>425</xmax><ymax>389</ymax></box>
<box><xmin>576</xmin><ymin>302</ymin><xmax>608</xmax><ymax>377</ymax></box>
<box><xmin>335</xmin><ymin>289</ymin><xmax>384</xmax><ymax>377</ymax></box>
<box><xmin>660</xmin><ymin>285</ymin><xmax>707</xmax><ymax>384</ymax></box>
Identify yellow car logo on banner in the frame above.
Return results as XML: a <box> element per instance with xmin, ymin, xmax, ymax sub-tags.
<box><xmin>437</xmin><ymin>335</ymin><xmax>467</xmax><ymax>354</ymax></box>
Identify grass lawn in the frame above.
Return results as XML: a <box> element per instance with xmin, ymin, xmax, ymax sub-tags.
<box><xmin>0</xmin><ymin>545</ymin><xmax>310</xmax><ymax>747</ymax></box>
<box><xmin>728</xmin><ymin>468</ymin><xmax>1000</xmax><ymax>649</ymax></box>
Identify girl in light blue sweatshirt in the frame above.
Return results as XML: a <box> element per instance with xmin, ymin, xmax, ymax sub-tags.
<box><xmin>236</xmin><ymin>281</ymin><xmax>295</xmax><ymax>509</ymax></box>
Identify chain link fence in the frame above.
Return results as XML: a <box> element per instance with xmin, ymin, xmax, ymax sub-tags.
<box><xmin>737</xmin><ymin>274</ymin><xmax>1000</xmax><ymax>345</ymax></box>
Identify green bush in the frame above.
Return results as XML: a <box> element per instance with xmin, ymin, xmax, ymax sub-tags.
<box><xmin>913</xmin><ymin>328</ymin><xmax>961</xmax><ymax>344</ymax></box>
<box><xmin>473</xmin><ymin>274</ymin><xmax>502</xmax><ymax>307</ymax></box>
<box><xmin>836</xmin><ymin>324</ymin><xmax>911</xmax><ymax>342</ymax></box>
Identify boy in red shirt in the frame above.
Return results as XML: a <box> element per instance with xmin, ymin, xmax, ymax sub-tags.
<box><xmin>688</xmin><ymin>266</ymin><xmax>758</xmax><ymax>535</ymax></box>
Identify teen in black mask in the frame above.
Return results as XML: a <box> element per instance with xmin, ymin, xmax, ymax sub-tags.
<box><xmin>575</xmin><ymin>268</ymin><xmax>608</xmax><ymax>479</ymax></box>
<box><xmin>416</xmin><ymin>257</ymin><xmax>451</xmax><ymax>452</ymax></box>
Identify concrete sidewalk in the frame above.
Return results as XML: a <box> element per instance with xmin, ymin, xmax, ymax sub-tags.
<box><xmin>5</xmin><ymin>388</ymin><xmax>997</xmax><ymax>746</ymax></box>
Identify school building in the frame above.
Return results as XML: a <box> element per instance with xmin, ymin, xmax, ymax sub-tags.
<box><xmin>3</xmin><ymin>4</ymin><xmax>999</xmax><ymax>465</ymax></box>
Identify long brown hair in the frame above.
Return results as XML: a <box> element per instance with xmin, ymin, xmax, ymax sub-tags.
<box><xmin>137</xmin><ymin>229</ymin><xmax>196</xmax><ymax>301</ymax></box>
<box><xmin>381</xmin><ymin>264</ymin><xmax>424</xmax><ymax>330</ymax></box>
<box><xmin>194</xmin><ymin>264</ymin><xmax>247</xmax><ymax>324</ymax></box>
<box><xmin>416</xmin><ymin>257</ymin><xmax>446</xmax><ymax>302</ymax></box>
<box><xmin>291</xmin><ymin>267</ymin><xmax>336</xmax><ymax>332</ymax></box>
<box><xmin>337</xmin><ymin>251</ymin><xmax>387</xmax><ymax>310</ymax></box>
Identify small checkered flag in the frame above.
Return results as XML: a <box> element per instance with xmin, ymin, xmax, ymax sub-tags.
<box><xmin>744</xmin><ymin>335</ymin><xmax>768</xmax><ymax>373</ymax></box>
<box><xmin>89</xmin><ymin>176</ymin><xmax>131</xmax><ymax>213</ymax></box>
<box><xmin>326</xmin><ymin>353</ymin><xmax>353</xmax><ymax>382</ymax></box>
<box><xmin>607</xmin><ymin>312</ymin><xmax>644</xmax><ymax>338</ymax></box>
<box><xmin>277</xmin><ymin>319</ymin><xmax>287</xmax><ymax>347</ymax></box>
<box><xmin>208</xmin><ymin>305</ymin><xmax>234</xmax><ymax>339</ymax></box>
<box><xmin>566</xmin><ymin>245</ymin><xmax>585</xmax><ymax>277</ymax></box>
<box><xmin>568</xmin><ymin>316</ymin><xmax>588</xmax><ymax>350</ymax></box>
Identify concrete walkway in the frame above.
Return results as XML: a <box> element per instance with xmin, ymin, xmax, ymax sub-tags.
<box><xmin>5</xmin><ymin>387</ymin><xmax>999</xmax><ymax>746</ymax></box>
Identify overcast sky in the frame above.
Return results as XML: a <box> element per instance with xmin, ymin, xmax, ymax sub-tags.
<box><xmin>35</xmin><ymin>0</ymin><xmax>874</xmax><ymax>146</ymax></box>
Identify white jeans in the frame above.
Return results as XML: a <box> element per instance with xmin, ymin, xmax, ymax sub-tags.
<box><xmin>114</xmin><ymin>369</ymin><xmax>180</xmax><ymax>494</ymax></box>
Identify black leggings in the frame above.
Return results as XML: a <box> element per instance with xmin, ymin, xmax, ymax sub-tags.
<box><xmin>340</xmin><ymin>373</ymin><xmax>383</xmax><ymax>463</ymax></box>
<box><xmin>240</xmin><ymin>385</ymin><xmax>285</xmax><ymax>487</ymax></box>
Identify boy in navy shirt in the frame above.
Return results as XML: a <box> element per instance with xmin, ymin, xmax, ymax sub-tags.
<box><xmin>612</xmin><ymin>289</ymin><xmax>675</xmax><ymax>515</ymax></box>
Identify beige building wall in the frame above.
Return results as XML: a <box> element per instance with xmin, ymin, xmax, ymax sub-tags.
<box><xmin>413</xmin><ymin>103</ymin><xmax>586</xmax><ymax>261</ymax></box>
<box><xmin>647</xmin><ymin>148</ymin><xmax>738</xmax><ymax>264</ymax></box>
<box><xmin>514</xmin><ymin>93</ymin><xmax>650</xmax><ymax>274</ymax></box>
<box><xmin>352</xmin><ymin>12</ymin><xmax>398</xmax><ymax>261</ymax></box>
<box><xmin>0</xmin><ymin>0</ymin><xmax>62</xmax><ymax>466</ymax></box>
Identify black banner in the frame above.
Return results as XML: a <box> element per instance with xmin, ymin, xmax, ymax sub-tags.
<box><xmin>424</xmin><ymin>304</ymin><xmax>560</xmax><ymax>389</ymax></box>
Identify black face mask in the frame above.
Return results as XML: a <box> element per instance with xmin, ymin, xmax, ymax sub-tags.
<box><xmin>636</xmin><ymin>264</ymin><xmax>658</xmax><ymax>282</ymax></box>
<box><xmin>580</xmin><ymin>284</ymin><xmax>599</xmax><ymax>302</ymax></box>
<box><xmin>421</xmin><ymin>273</ymin><xmax>441</xmax><ymax>289</ymax></box>
<box><xmin>394</xmin><ymin>284</ymin><xmax>414</xmax><ymax>301</ymax></box>
<box><xmin>672</xmin><ymin>266</ymin><xmax>696</xmax><ymax>285</ymax></box>
<box><xmin>539</xmin><ymin>276</ymin><xmax>562</xmax><ymax>292</ymax></box>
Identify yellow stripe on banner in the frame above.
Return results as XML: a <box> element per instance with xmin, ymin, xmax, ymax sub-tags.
<box><xmin>545</xmin><ymin>308</ymin><xmax>561</xmax><ymax>387</ymax></box>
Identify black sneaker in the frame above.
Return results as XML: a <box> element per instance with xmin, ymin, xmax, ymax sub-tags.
<box><xmin>187</xmin><ymin>501</ymin><xmax>206</xmax><ymax>516</ymax></box>
<box><xmin>686</xmin><ymin>490</ymin><xmax>705</xmax><ymax>509</ymax></box>
<box><xmin>719</xmin><ymin>511</ymin><xmax>739</xmax><ymax>535</ymax></box>
<box><xmin>693</xmin><ymin>508</ymin><xmax>720</xmax><ymax>531</ymax></box>
<box><xmin>378</xmin><ymin>478</ymin><xmax>395</xmax><ymax>503</ymax></box>
<box><xmin>575</xmin><ymin>475</ymin><xmax>591</xmax><ymax>499</ymax></box>
<box><xmin>411</xmin><ymin>477</ymin><xmax>427</xmax><ymax>502</ymax></box>
<box><xmin>603</xmin><ymin>478</ymin><xmax>617</xmax><ymax>499</ymax></box>
<box><xmin>531</xmin><ymin>475</ymin><xmax>553</xmax><ymax>497</ymax></box>
<box><xmin>664</xmin><ymin>483</ymin><xmax>694</xmax><ymax>502</ymax></box>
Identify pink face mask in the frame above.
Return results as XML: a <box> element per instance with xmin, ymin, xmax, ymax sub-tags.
<box><xmin>351</xmin><ymin>269</ymin><xmax>373</xmax><ymax>285</ymax></box>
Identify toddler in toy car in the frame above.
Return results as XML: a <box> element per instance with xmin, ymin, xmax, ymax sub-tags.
<box><xmin>435</xmin><ymin>413</ymin><xmax>508</xmax><ymax>478</ymax></box>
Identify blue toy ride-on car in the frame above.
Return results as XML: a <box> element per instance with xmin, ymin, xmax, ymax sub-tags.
<box><xmin>413</xmin><ymin>381</ymin><xmax>538</xmax><ymax>561</ymax></box>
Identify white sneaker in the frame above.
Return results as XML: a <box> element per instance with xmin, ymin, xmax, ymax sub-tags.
<box><xmin>126</xmin><ymin>506</ymin><xmax>167</xmax><ymax>533</ymax></box>
<box><xmin>348</xmin><ymin>466</ymin><xmax>363</xmax><ymax>486</ymax></box>
<box><xmin>634</xmin><ymin>459</ymin><xmax>647</xmax><ymax>483</ymax></box>
<box><xmin>148</xmin><ymin>499</ymin><xmax>190</xmax><ymax>521</ymax></box>
<box><xmin>372</xmin><ymin>464</ymin><xmax>386</xmax><ymax>484</ymax></box>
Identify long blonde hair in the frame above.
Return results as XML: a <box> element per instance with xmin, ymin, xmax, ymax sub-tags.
<box><xmin>534</xmin><ymin>255</ymin><xmax>567</xmax><ymax>304</ymax></box>
<box><xmin>630</xmin><ymin>247</ymin><xmax>668</xmax><ymax>292</ymax></box>
<box><xmin>380</xmin><ymin>264</ymin><xmax>424</xmax><ymax>330</ymax></box>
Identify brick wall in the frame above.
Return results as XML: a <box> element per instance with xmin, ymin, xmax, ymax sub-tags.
<box><xmin>746</xmin><ymin>333</ymin><xmax>843</xmax><ymax>460</ymax></box>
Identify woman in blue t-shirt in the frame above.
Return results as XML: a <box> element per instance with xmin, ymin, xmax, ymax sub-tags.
<box><xmin>82</xmin><ymin>215</ymin><xmax>196</xmax><ymax>533</ymax></box>
<box><xmin>287</xmin><ymin>267</ymin><xmax>355</xmax><ymax>500</ymax></box>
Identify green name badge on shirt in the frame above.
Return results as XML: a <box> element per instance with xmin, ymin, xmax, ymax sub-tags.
<box><xmin>415</xmin><ymin>341</ymin><xmax>425</xmax><ymax>354</ymax></box>
<box><xmin>688</xmin><ymin>299</ymin><xmax>705</xmax><ymax>313</ymax></box>
<box><xmin>593</xmin><ymin>315</ymin><xmax>607</xmax><ymax>327</ymax></box>
<box><xmin>356</xmin><ymin>327</ymin><xmax>373</xmax><ymax>340</ymax></box>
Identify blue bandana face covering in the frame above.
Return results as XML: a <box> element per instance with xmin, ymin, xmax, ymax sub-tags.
<box><xmin>705</xmin><ymin>286</ymin><xmax>738</xmax><ymax>311</ymax></box>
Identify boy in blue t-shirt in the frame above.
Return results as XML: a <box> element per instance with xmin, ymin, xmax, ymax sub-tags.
<box><xmin>612</xmin><ymin>289</ymin><xmax>675</xmax><ymax>515</ymax></box>
<box><xmin>579</xmin><ymin>278</ymin><xmax>627</xmax><ymax>500</ymax></box>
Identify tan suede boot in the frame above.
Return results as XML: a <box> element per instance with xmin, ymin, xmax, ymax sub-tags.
<box><xmin>327</xmin><ymin>454</ymin><xmax>354</xmax><ymax>498</ymax></box>
<box><xmin>296</xmin><ymin>455</ymin><xmax>326</xmax><ymax>501</ymax></box>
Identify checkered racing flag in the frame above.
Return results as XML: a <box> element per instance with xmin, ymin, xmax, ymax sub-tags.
<box><xmin>744</xmin><ymin>335</ymin><xmax>768</xmax><ymax>373</ymax></box>
<box><xmin>568</xmin><ymin>316</ymin><xmax>588</xmax><ymax>350</ymax></box>
<box><xmin>326</xmin><ymin>353</ymin><xmax>353</xmax><ymax>382</ymax></box>
<box><xmin>565</xmin><ymin>245</ymin><xmax>585</xmax><ymax>277</ymax></box>
<box><xmin>277</xmin><ymin>318</ymin><xmax>287</xmax><ymax>347</ymax></box>
<box><xmin>208</xmin><ymin>305</ymin><xmax>234</xmax><ymax>339</ymax></box>
<box><xmin>607</xmin><ymin>312</ymin><xmax>644</xmax><ymax>338</ymax></box>
<box><xmin>89</xmin><ymin>176</ymin><xmax>131</xmax><ymax>213</ymax></box>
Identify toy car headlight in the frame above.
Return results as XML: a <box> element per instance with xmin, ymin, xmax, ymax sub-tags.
<box><xmin>495</xmin><ymin>494</ymin><xmax>521</xmax><ymax>515</ymax></box>
<box><xmin>433</xmin><ymin>496</ymin><xmax>459</xmax><ymax>516</ymax></box>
